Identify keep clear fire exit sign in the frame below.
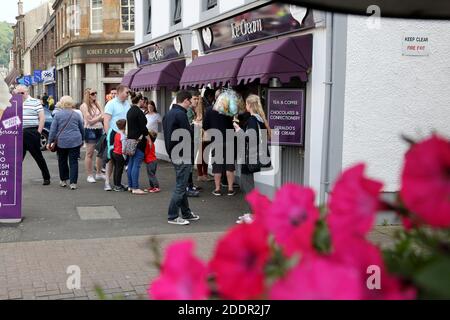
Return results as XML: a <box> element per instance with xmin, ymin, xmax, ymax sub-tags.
<box><xmin>402</xmin><ymin>34</ymin><xmax>430</xmax><ymax>56</ymax></box>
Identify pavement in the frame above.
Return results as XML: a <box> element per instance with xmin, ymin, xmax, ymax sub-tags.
<box><xmin>0</xmin><ymin>136</ymin><xmax>401</xmax><ymax>300</ymax></box>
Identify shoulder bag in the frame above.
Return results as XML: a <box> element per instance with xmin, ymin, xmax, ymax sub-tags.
<box><xmin>49</xmin><ymin>112</ymin><xmax>74</xmax><ymax>152</ymax></box>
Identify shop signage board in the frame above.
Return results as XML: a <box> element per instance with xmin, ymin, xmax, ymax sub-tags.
<box><xmin>402</xmin><ymin>34</ymin><xmax>430</xmax><ymax>56</ymax></box>
<box><xmin>42</xmin><ymin>68</ymin><xmax>55</xmax><ymax>84</ymax></box>
<box><xmin>0</xmin><ymin>94</ymin><xmax>23</xmax><ymax>223</ymax></box>
<box><xmin>23</xmin><ymin>76</ymin><xmax>32</xmax><ymax>86</ymax></box>
<box><xmin>136</xmin><ymin>36</ymin><xmax>184</xmax><ymax>66</ymax></box>
<box><xmin>33</xmin><ymin>70</ymin><xmax>42</xmax><ymax>83</ymax></box>
<box><xmin>200</xmin><ymin>3</ymin><xmax>314</xmax><ymax>53</ymax></box>
<box><xmin>267</xmin><ymin>89</ymin><xmax>305</xmax><ymax>146</ymax></box>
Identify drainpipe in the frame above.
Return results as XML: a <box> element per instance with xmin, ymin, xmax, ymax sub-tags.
<box><xmin>319</xmin><ymin>12</ymin><xmax>334</xmax><ymax>205</ymax></box>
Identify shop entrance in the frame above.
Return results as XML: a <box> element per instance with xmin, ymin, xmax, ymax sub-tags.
<box><xmin>105</xmin><ymin>83</ymin><xmax>120</xmax><ymax>103</ymax></box>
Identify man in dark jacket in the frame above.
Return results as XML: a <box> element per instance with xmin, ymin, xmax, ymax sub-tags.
<box><xmin>162</xmin><ymin>91</ymin><xmax>200</xmax><ymax>225</ymax></box>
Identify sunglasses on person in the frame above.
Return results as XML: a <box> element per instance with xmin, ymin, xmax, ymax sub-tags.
<box><xmin>90</xmin><ymin>92</ymin><xmax>97</xmax><ymax>96</ymax></box>
<box><xmin>18</xmin><ymin>92</ymin><xmax>25</xmax><ymax>95</ymax></box>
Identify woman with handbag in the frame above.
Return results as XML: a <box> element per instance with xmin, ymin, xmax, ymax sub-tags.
<box><xmin>126</xmin><ymin>92</ymin><xmax>149</xmax><ymax>195</ymax></box>
<box><xmin>233</xmin><ymin>94</ymin><xmax>272</xmax><ymax>224</ymax></box>
<box><xmin>47</xmin><ymin>96</ymin><xmax>84</xmax><ymax>190</ymax></box>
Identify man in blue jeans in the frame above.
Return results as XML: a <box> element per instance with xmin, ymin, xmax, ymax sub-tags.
<box><xmin>162</xmin><ymin>91</ymin><xmax>200</xmax><ymax>225</ymax></box>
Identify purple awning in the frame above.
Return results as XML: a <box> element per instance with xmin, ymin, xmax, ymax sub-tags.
<box><xmin>179</xmin><ymin>46</ymin><xmax>255</xmax><ymax>88</ymax></box>
<box><xmin>121</xmin><ymin>68</ymin><xmax>140</xmax><ymax>87</ymax></box>
<box><xmin>130</xmin><ymin>59</ymin><xmax>186</xmax><ymax>91</ymax></box>
<box><xmin>236</xmin><ymin>34</ymin><xmax>313</xmax><ymax>84</ymax></box>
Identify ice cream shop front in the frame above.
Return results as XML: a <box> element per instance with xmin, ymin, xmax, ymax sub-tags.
<box><xmin>179</xmin><ymin>2</ymin><xmax>329</xmax><ymax>199</ymax></box>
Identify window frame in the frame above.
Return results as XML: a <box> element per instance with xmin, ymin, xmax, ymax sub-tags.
<box><xmin>120</xmin><ymin>0</ymin><xmax>135</xmax><ymax>32</ymax></box>
<box><xmin>73</xmin><ymin>0</ymin><xmax>80</xmax><ymax>36</ymax></box>
<box><xmin>206</xmin><ymin>0</ymin><xmax>217</xmax><ymax>10</ymax></box>
<box><xmin>146</xmin><ymin>0</ymin><xmax>152</xmax><ymax>35</ymax></box>
<box><xmin>90</xmin><ymin>0</ymin><xmax>103</xmax><ymax>34</ymax></box>
<box><xmin>172</xmin><ymin>0</ymin><xmax>182</xmax><ymax>26</ymax></box>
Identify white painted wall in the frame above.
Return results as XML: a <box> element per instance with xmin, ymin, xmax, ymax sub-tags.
<box><xmin>343</xmin><ymin>16</ymin><xmax>450</xmax><ymax>191</ymax></box>
<box><xmin>183</xmin><ymin>0</ymin><xmax>201</xmax><ymax>28</ymax></box>
<box><xmin>219</xmin><ymin>0</ymin><xmax>245</xmax><ymax>13</ymax></box>
<box><xmin>134</xmin><ymin>0</ymin><xmax>144</xmax><ymax>45</ymax></box>
<box><xmin>305</xmin><ymin>27</ymin><xmax>328</xmax><ymax>200</ymax></box>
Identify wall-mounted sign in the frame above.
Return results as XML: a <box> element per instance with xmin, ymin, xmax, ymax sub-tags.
<box><xmin>33</xmin><ymin>70</ymin><xmax>42</xmax><ymax>83</ymax></box>
<box><xmin>136</xmin><ymin>36</ymin><xmax>184</xmax><ymax>66</ymax></box>
<box><xmin>42</xmin><ymin>67</ymin><xmax>55</xmax><ymax>84</ymax></box>
<box><xmin>23</xmin><ymin>76</ymin><xmax>32</xmax><ymax>86</ymax></box>
<box><xmin>199</xmin><ymin>3</ymin><xmax>314</xmax><ymax>53</ymax></box>
<box><xmin>0</xmin><ymin>94</ymin><xmax>23</xmax><ymax>223</ymax></box>
<box><xmin>402</xmin><ymin>34</ymin><xmax>430</xmax><ymax>56</ymax></box>
<box><xmin>267</xmin><ymin>89</ymin><xmax>305</xmax><ymax>147</ymax></box>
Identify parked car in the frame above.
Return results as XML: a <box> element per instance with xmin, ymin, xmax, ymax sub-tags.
<box><xmin>40</xmin><ymin>107</ymin><xmax>53</xmax><ymax>151</ymax></box>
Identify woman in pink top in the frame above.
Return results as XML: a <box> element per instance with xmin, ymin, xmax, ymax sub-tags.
<box><xmin>80</xmin><ymin>88</ymin><xmax>104</xmax><ymax>183</ymax></box>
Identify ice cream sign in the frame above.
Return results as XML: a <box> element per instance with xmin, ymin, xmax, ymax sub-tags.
<box><xmin>0</xmin><ymin>94</ymin><xmax>23</xmax><ymax>223</ymax></box>
<box><xmin>402</xmin><ymin>35</ymin><xmax>430</xmax><ymax>56</ymax></box>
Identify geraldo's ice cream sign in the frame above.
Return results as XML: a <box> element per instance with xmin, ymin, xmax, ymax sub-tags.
<box><xmin>0</xmin><ymin>93</ymin><xmax>23</xmax><ymax>223</ymax></box>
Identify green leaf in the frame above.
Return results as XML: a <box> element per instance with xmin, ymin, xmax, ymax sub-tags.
<box><xmin>414</xmin><ymin>256</ymin><xmax>450</xmax><ymax>299</ymax></box>
<box><xmin>313</xmin><ymin>219</ymin><xmax>331</xmax><ymax>254</ymax></box>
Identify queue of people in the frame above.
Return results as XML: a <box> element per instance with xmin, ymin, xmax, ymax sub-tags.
<box><xmin>18</xmin><ymin>84</ymin><xmax>271</xmax><ymax>226</ymax></box>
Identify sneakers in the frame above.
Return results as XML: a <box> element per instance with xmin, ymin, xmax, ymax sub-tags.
<box><xmin>43</xmin><ymin>180</ymin><xmax>51</xmax><ymax>186</ymax></box>
<box><xmin>87</xmin><ymin>176</ymin><xmax>96</xmax><ymax>183</ymax></box>
<box><xmin>95</xmin><ymin>173</ymin><xmax>106</xmax><ymax>181</ymax></box>
<box><xmin>187</xmin><ymin>189</ymin><xmax>200</xmax><ymax>197</ymax></box>
<box><xmin>236</xmin><ymin>213</ymin><xmax>254</xmax><ymax>224</ymax></box>
<box><xmin>168</xmin><ymin>217</ymin><xmax>190</xmax><ymax>225</ymax></box>
<box><xmin>104</xmin><ymin>183</ymin><xmax>112</xmax><ymax>191</ymax></box>
<box><xmin>183</xmin><ymin>212</ymin><xmax>200</xmax><ymax>221</ymax></box>
<box><xmin>147</xmin><ymin>187</ymin><xmax>161</xmax><ymax>193</ymax></box>
<box><xmin>70</xmin><ymin>184</ymin><xmax>77</xmax><ymax>190</ymax></box>
<box><xmin>113</xmin><ymin>185</ymin><xmax>127</xmax><ymax>192</ymax></box>
<box><xmin>227</xmin><ymin>189</ymin><xmax>236</xmax><ymax>196</ymax></box>
<box><xmin>212</xmin><ymin>190</ymin><xmax>222</xmax><ymax>196</ymax></box>
<box><xmin>59</xmin><ymin>180</ymin><xmax>68</xmax><ymax>188</ymax></box>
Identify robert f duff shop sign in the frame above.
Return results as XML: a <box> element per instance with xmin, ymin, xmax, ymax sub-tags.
<box><xmin>267</xmin><ymin>89</ymin><xmax>305</xmax><ymax>147</ymax></box>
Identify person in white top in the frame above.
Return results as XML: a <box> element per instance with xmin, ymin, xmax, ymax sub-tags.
<box><xmin>79</xmin><ymin>88</ymin><xmax>105</xmax><ymax>183</ymax></box>
<box><xmin>145</xmin><ymin>100</ymin><xmax>161</xmax><ymax>133</ymax></box>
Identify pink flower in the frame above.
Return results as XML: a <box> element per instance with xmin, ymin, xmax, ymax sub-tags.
<box><xmin>249</xmin><ymin>185</ymin><xmax>319</xmax><ymax>256</ymax></box>
<box><xmin>400</xmin><ymin>135</ymin><xmax>450</xmax><ymax>228</ymax></box>
<box><xmin>246</xmin><ymin>190</ymin><xmax>272</xmax><ymax>220</ymax></box>
<box><xmin>270</xmin><ymin>256</ymin><xmax>363</xmax><ymax>300</ymax></box>
<box><xmin>209</xmin><ymin>223</ymin><xmax>270</xmax><ymax>299</ymax></box>
<box><xmin>149</xmin><ymin>240</ymin><xmax>209</xmax><ymax>300</ymax></box>
<box><xmin>327</xmin><ymin>164</ymin><xmax>383</xmax><ymax>240</ymax></box>
<box><xmin>331</xmin><ymin>236</ymin><xmax>416</xmax><ymax>300</ymax></box>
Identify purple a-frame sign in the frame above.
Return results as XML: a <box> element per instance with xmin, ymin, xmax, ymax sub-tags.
<box><xmin>0</xmin><ymin>94</ymin><xmax>23</xmax><ymax>223</ymax></box>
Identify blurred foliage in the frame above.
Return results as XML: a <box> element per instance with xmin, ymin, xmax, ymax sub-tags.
<box><xmin>0</xmin><ymin>21</ymin><xmax>13</xmax><ymax>67</ymax></box>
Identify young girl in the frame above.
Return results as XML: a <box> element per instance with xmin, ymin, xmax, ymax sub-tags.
<box><xmin>111</xmin><ymin>119</ymin><xmax>127</xmax><ymax>192</ymax></box>
<box><xmin>144</xmin><ymin>130</ymin><xmax>160</xmax><ymax>193</ymax></box>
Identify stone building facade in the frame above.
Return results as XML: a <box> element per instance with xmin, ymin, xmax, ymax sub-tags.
<box><xmin>54</xmin><ymin>0</ymin><xmax>135</xmax><ymax>106</ymax></box>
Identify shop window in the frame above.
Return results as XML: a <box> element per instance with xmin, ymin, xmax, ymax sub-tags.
<box><xmin>90</xmin><ymin>0</ymin><xmax>103</xmax><ymax>33</ymax></box>
<box><xmin>206</xmin><ymin>0</ymin><xmax>217</xmax><ymax>10</ymax></box>
<box><xmin>173</xmin><ymin>0</ymin><xmax>182</xmax><ymax>25</ymax></box>
<box><xmin>146</xmin><ymin>0</ymin><xmax>152</xmax><ymax>34</ymax></box>
<box><xmin>104</xmin><ymin>63</ymin><xmax>125</xmax><ymax>78</ymax></box>
<box><xmin>121</xmin><ymin>0</ymin><xmax>135</xmax><ymax>32</ymax></box>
